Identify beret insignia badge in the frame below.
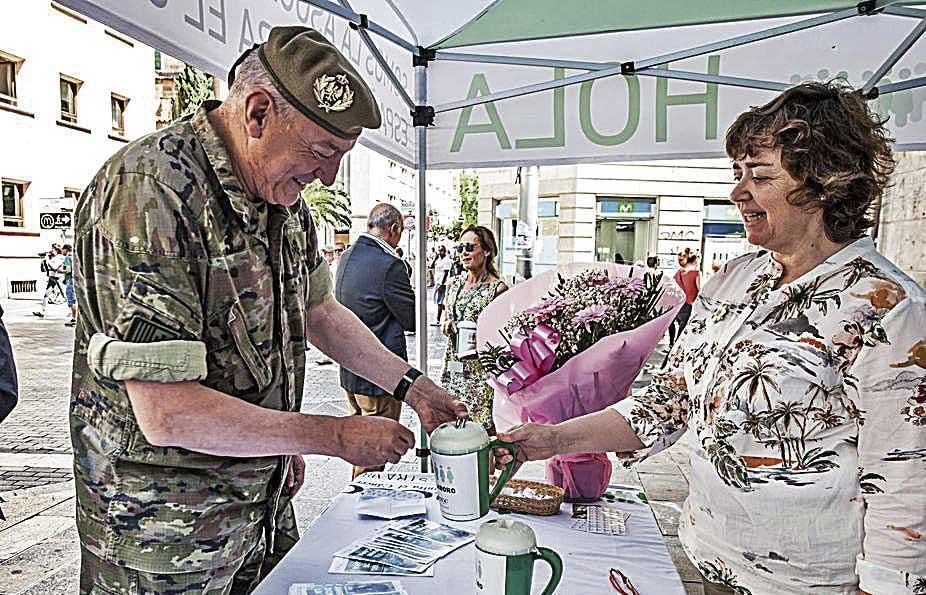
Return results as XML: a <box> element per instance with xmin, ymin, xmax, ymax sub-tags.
<box><xmin>313</xmin><ymin>73</ymin><xmax>354</xmax><ymax>112</ymax></box>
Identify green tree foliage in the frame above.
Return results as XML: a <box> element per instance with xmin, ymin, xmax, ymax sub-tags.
<box><xmin>175</xmin><ymin>64</ymin><xmax>214</xmax><ymax>119</ymax></box>
<box><xmin>301</xmin><ymin>180</ymin><xmax>352</xmax><ymax>231</ymax></box>
<box><xmin>457</xmin><ymin>171</ymin><xmax>479</xmax><ymax>229</ymax></box>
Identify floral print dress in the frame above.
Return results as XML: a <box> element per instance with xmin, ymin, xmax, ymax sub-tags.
<box><xmin>441</xmin><ymin>275</ymin><xmax>504</xmax><ymax>429</ymax></box>
<box><xmin>613</xmin><ymin>237</ymin><xmax>926</xmax><ymax>594</ymax></box>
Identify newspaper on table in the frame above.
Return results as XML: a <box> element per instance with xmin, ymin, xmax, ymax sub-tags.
<box><xmin>347</xmin><ymin>472</ymin><xmax>437</xmax><ymax>496</ymax></box>
<box><xmin>289</xmin><ymin>580</ymin><xmax>407</xmax><ymax>595</ymax></box>
<box><xmin>355</xmin><ymin>488</ymin><xmax>426</xmax><ymax>520</ymax></box>
<box><xmin>332</xmin><ymin>518</ymin><xmax>475</xmax><ymax>574</ymax></box>
<box><xmin>328</xmin><ymin>557</ymin><xmax>434</xmax><ymax>577</ymax></box>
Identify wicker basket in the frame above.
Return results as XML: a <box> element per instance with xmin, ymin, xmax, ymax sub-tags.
<box><xmin>489</xmin><ymin>478</ymin><xmax>564</xmax><ymax>516</ymax></box>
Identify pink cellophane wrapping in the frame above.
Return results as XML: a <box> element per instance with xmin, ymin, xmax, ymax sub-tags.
<box><xmin>477</xmin><ymin>263</ymin><xmax>684</xmax><ymax>501</ymax></box>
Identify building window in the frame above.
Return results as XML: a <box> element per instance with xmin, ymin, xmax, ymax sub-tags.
<box><xmin>111</xmin><ymin>94</ymin><xmax>128</xmax><ymax>136</ymax></box>
<box><xmin>0</xmin><ymin>52</ymin><xmax>22</xmax><ymax>107</ymax></box>
<box><xmin>60</xmin><ymin>75</ymin><xmax>81</xmax><ymax>123</ymax></box>
<box><xmin>63</xmin><ymin>188</ymin><xmax>81</xmax><ymax>200</ymax></box>
<box><xmin>2</xmin><ymin>180</ymin><xmax>26</xmax><ymax>228</ymax></box>
<box><xmin>154</xmin><ymin>50</ymin><xmax>162</xmax><ymax>71</ymax></box>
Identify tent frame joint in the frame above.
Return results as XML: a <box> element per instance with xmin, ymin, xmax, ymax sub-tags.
<box><xmin>857</xmin><ymin>0</ymin><xmax>880</xmax><ymax>15</ymax></box>
<box><xmin>348</xmin><ymin>12</ymin><xmax>368</xmax><ymax>30</ymax></box>
<box><xmin>411</xmin><ymin>105</ymin><xmax>435</xmax><ymax>127</ymax></box>
<box><xmin>413</xmin><ymin>47</ymin><xmax>436</xmax><ymax>68</ymax></box>
<box><xmin>621</xmin><ymin>61</ymin><xmax>636</xmax><ymax>75</ymax></box>
<box><xmin>865</xmin><ymin>86</ymin><xmax>880</xmax><ymax>100</ymax></box>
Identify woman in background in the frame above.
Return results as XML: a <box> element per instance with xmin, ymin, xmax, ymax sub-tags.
<box><xmin>440</xmin><ymin>226</ymin><xmax>508</xmax><ymax>429</ymax></box>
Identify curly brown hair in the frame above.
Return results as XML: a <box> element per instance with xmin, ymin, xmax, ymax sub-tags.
<box><xmin>725</xmin><ymin>81</ymin><xmax>895</xmax><ymax>244</ymax></box>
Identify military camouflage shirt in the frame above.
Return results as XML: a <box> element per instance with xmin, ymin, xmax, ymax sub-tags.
<box><xmin>70</xmin><ymin>101</ymin><xmax>331</xmax><ymax>573</ymax></box>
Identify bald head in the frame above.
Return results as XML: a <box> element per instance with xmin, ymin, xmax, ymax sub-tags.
<box><xmin>367</xmin><ymin>203</ymin><xmax>403</xmax><ymax>248</ymax></box>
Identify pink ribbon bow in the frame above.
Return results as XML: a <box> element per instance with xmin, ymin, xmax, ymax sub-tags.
<box><xmin>488</xmin><ymin>323</ymin><xmax>561</xmax><ymax>396</ymax></box>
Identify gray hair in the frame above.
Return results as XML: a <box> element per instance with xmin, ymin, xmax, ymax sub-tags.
<box><xmin>367</xmin><ymin>203</ymin><xmax>403</xmax><ymax>231</ymax></box>
<box><xmin>226</xmin><ymin>51</ymin><xmax>296</xmax><ymax>120</ymax></box>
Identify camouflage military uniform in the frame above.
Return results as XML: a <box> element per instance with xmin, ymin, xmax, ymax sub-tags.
<box><xmin>70</xmin><ymin>100</ymin><xmax>331</xmax><ymax>593</ymax></box>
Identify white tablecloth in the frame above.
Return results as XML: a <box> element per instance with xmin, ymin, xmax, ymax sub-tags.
<box><xmin>254</xmin><ymin>485</ymin><xmax>685</xmax><ymax>595</ymax></box>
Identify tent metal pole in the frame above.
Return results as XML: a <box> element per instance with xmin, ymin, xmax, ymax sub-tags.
<box><xmin>336</xmin><ymin>0</ymin><xmax>415</xmax><ymax>109</ymax></box>
<box><xmin>414</xmin><ymin>65</ymin><xmax>430</xmax><ymax>473</ymax></box>
<box><xmin>433</xmin><ymin>63</ymin><xmax>627</xmax><ymax>114</ymax></box>
<box><xmin>883</xmin><ymin>5</ymin><xmax>926</xmax><ymax>19</ymax></box>
<box><xmin>298</xmin><ymin>0</ymin><xmax>418</xmax><ymax>54</ymax></box>
<box><xmin>434</xmin><ymin>52</ymin><xmax>608</xmax><ymax>71</ymax></box>
<box><xmin>638</xmin><ymin>68</ymin><xmax>789</xmax><ymax>92</ymax></box>
<box><xmin>878</xmin><ymin>75</ymin><xmax>926</xmax><ymax>94</ymax></box>
<box><xmin>635</xmin><ymin>7</ymin><xmax>860</xmax><ymax>70</ymax></box>
<box><xmin>863</xmin><ymin>16</ymin><xmax>926</xmax><ymax>95</ymax></box>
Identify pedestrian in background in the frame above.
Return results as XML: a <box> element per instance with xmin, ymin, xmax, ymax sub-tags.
<box><xmin>62</xmin><ymin>244</ymin><xmax>77</xmax><ymax>327</ymax></box>
<box><xmin>432</xmin><ymin>244</ymin><xmax>453</xmax><ymax>325</ymax></box>
<box><xmin>0</xmin><ymin>304</ymin><xmax>17</xmax><ymax>424</ymax></box>
<box><xmin>440</xmin><ymin>226</ymin><xmax>508</xmax><ymax>430</ymax></box>
<box><xmin>336</xmin><ymin>203</ymin><xmax>416</xmax><ymax>477</ymax></box>
<box><xmin>663</xmin><ymin>252</ymin><xmax>701</xmax><ymax>366</ymax></box>
<box><xmin>33</xmin><ymin>245</ymin><xmax>65</xmax><ymax>318</ymax></box>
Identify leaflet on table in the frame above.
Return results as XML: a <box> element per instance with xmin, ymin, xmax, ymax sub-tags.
<box><xmin>347</xmin><ymin>472</ymin><xmax>437</xmax><ymax>495</ymax></box>
<box><xmin>571</xmin><ymin>503</ymin><xmax>631</xmax><ymax>536</ymax></box>
<box><xmin>288</xmin><ymin>579</ymin><xmax>407</xmax><ymax>595</ymax></box>
<box><xmin>332</xmin><ymin>518</ymin><xmax>475</xmax><ymax>572</ymax></box>
<box><xmin>328</xmin><ymin>557</ymin><xmax>435</xmax><ymax>577</ymax></box>
<box><xmin>355</xmin><ymin>488</ymin><xmax>427</xmax><ymax>519</ymax></box>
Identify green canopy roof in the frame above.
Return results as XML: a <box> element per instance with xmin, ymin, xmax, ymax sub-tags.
<box><xmin>432</xmin><ymin>0</ymin><xmax>863</xmax><ymax>49</ymax></box>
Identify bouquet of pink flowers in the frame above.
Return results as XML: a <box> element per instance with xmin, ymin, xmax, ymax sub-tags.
<box><xmin>477</xmin><ymin>263</ymin><xmax>684</xmax><ymax>501</ymax></box>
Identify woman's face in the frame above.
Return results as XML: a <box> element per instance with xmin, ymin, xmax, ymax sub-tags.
<box><xmin>730</xmin><ymin>147</ymin><xmax>822</xmax><ymax>255</ymax></box>
<box><xmin>459</xmin><ymin>231</ymin><xmax>487</xmax><ymax>272</ymax></box>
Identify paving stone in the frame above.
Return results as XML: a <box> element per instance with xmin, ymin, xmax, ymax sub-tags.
<box><xmin>664</xmin><ymin>536</ymin><xmax>702</xmax><ymax>583</ymax></box>
<box><xmin>684</xmin><ymin>580</ymin><xmax>706</xmax><ymax>595</ymax></box>
<box><xmin>0</xmin><ymin>524</ymin><xmax>79</xmax><ymax>593</ymax></box>
<box><xmin>18</xmin><ymin>557</ymin><xmax>80</xmax><ymax>595</ymax></box>
<box><xmin>0</xmin><ymin>515</ymin><xmax>72</xmax><ymax>561</ymax></box>
<box><xmin>650</xmin><ymin>500</ymin><xmax>683</xmax><ymax>537</ymax></box>
<box><xmin>0</xmin><ymin>483</ymin><xmax>72</xmax><ymax>532</ymax></box>
<box><xmin>638</xmin><ymin>472</ymin><xmax>689</xmax><ymax>503</ymax></box>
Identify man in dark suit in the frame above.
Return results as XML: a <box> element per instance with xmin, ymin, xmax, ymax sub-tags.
<box><xmin>0</xmin><ymin>304</ymin><xmax>17</xmax><ymax>424</ymax></box>
<box><xmin>335</xmin><ymin>203</ymin><xmax>415</xmax><ymax>477</ymax></box>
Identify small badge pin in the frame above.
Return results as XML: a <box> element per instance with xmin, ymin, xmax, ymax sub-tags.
<box><xmin>313</xmin><ymin>73</ymin><xmax>354</xmax><ymax>112</ymax></box>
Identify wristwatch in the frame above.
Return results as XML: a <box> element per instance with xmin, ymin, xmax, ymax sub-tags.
<box><xmin>392</xmin><ymin>367</ymin><xmax>423</xmax><ymax>402</ymax></box>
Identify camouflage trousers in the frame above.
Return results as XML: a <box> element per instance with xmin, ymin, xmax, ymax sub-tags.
<box><xmin>79</xmin><ymin>499</ymin><xmax>300</xmax><ymax>595</ymax></box>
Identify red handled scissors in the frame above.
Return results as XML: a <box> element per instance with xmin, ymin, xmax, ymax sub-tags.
<box><xmin>610</xmin><ymin>567</ymin><xmax>640</xmax><ymax>595</ymax></box>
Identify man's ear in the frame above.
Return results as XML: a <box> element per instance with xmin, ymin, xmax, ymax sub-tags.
<box><xmin>243</xmin><ymin>89</ymin><xmax>274</xmax><ymax>139</ymax></box>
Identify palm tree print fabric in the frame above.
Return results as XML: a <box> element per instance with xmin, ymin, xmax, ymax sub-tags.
<box><xmin>613</xmin><ymin>237</ymin><xmax>926</xmax><ymax>594</ymax></box>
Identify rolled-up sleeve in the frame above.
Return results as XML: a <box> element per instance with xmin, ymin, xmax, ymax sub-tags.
<box><xmin>306</xmin><ymin>258</ymin><xmax>333</xmax><ymax>310</ymax></box>
<box><xmin>849</xmin><ymin>297</ymin><xmax>926</xmax><ymax>593</ymax></box>
<box><xmin>83</xmin><ymin>173</ymin><xmax>207</xmax><ymax>383</ymax></box>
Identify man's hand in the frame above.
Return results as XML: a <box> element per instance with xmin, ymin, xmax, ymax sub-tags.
<box><xmin>405</xmin><ymin>377</ymin><xmax>467</xmax><ymax>433</ymax></box>
<box><xmin>497</xmin><ymin>423</ymin><xmax>560</xmax><ymax>464</ymax></box>
<box><xmin>336</xmin><ymin>416</ymin><xmax>415</xmax><ymax>468</ymax></box>
<box><xmin>286</xmin><ymin>455</ymin><xmax>306</xmax><ymax>495</ymax></box>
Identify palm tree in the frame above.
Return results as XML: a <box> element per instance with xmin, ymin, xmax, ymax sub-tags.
<box><xmin>301</xmin><ymin>180</ymin><xmax>352</xmax><ymax>231</ymax></box>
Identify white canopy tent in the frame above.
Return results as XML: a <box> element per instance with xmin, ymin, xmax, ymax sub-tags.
<box><xmin>59</xmin><ymin>0</ymin><xmax>926</xmax><ymax>466</ymax></box>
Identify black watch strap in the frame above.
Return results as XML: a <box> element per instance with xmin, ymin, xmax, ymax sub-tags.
<box><xmin>392</xmin><ymin>368</ymin><xmax>423</xmax><ymax>402</ymax></box>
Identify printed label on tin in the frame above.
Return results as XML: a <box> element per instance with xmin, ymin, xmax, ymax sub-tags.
<box><xmin>475</xmin><ymin>549</ymin><xmax>507</xmax><ymax>594</ymax></box>
<box><xmin>432</xmin><ymin>452</ymin><xmax>480</xmax><ymax>520</ymax></box>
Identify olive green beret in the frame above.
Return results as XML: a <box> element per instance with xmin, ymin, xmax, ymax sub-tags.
<box><xmin>233</xmin><ymin>26</ymin><xmax>381</xmax><ymax>139</ymax></box>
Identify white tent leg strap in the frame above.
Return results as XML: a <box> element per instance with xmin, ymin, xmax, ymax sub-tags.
<box><xmin>863</xmin><ymin>15</ymin><xmax>926</xmax><ymax>95</ymax></box>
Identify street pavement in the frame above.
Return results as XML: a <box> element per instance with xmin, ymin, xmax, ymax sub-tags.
<box><xmin>0</xmin><ymin>294</ymin><xmax>701</xmax><ymax>594</ymax></box>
